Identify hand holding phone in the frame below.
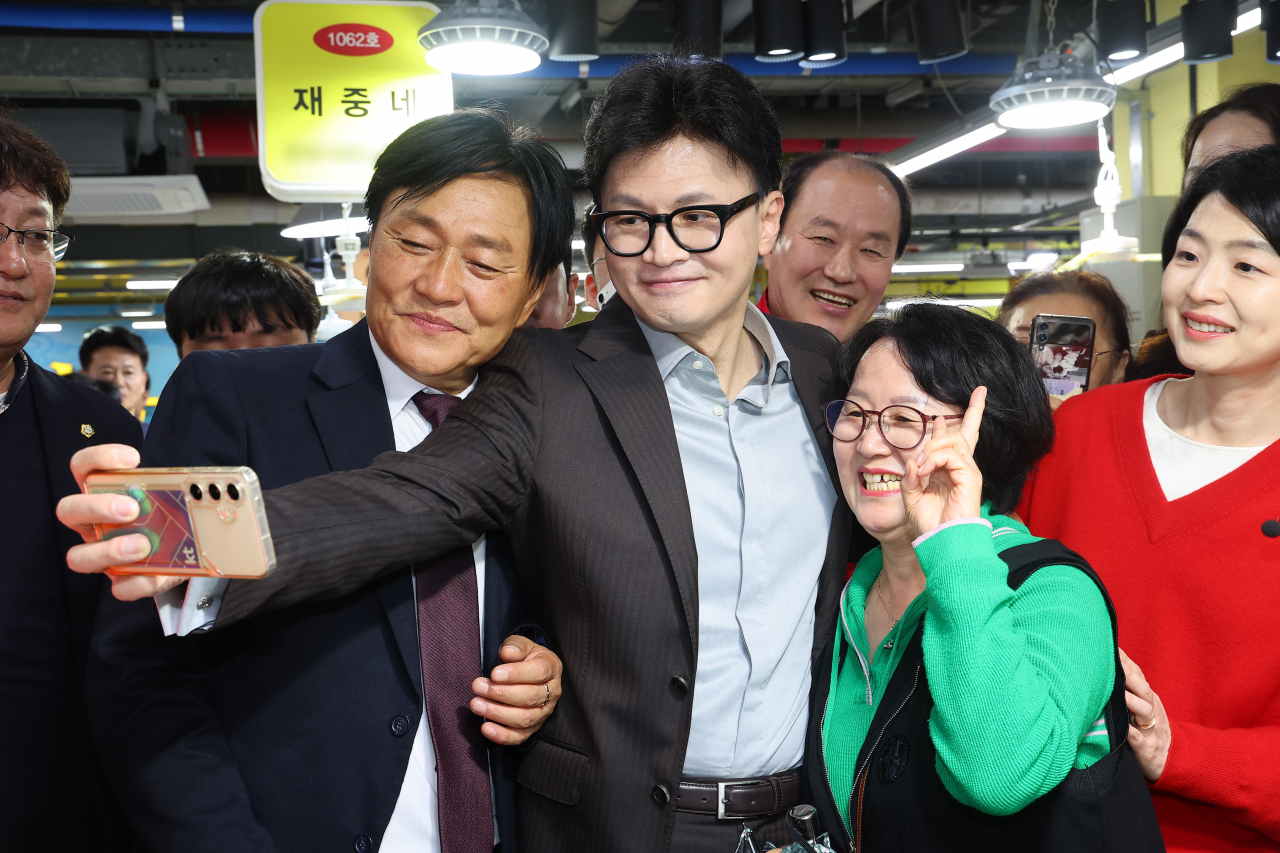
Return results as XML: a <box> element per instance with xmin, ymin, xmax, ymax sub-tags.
<box><xmin>83</xmin><ymin>467</ymin><xmax>275</xmax><ymax>578</ymax></box>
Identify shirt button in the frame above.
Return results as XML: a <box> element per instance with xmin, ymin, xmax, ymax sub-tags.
<box><xmin>692</xmin><ymin>360</ymin><xmax>704</xmax><ymax>370</ymax></box>
<box><xmin>389</xmin><ymin>715</ymin><xmax>411</xmax><ymax>737</ymax></box>
<box><xmin>712</xmin><ymin>405</ymin><xmax>724</xmax><ymax>417</ymax></box>
<box><xmin>196</xmin><ymin>595</ymin><xmax>213</xmax><ymax>611</ymax></box>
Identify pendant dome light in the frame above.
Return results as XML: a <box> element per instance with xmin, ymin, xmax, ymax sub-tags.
<box><xmin>549</xmin><ymin>0</ymin><xmax>599</xmax><ymax>62</ymax></box>
<box><xmin>990</xmin><ymin>50</ymin><xmax>1117</xmax><ymax>129</ymax></box>
<box><xmin>1267</xmin><ymin>0</ymin><xmax>1280</xmax><ymax>63</ymax></box>
<box><xmin>909</xmin><ymin>0</ymin><xmax>969</xmax><ymax>63</ymax></box>
<box><xmin>800</xmin><ymin>0</ymin><xmax>848</xmax><ymax>68</ymax></box>
<box><xmin>674</xmin><ymin>0</ymin><xmax>723</xmax><ymax>58</ymax></box>
<box><xmin>754</xmin><ymin>0</ymin><xmax>805</xmax><ymax>62</ymax></box>
<box><xmin>418</xmin><ymin>0</ymin><xmax>549</xmax><ymax>76</ymax></box>
<box><xmin>1097</xmin><ymin>0</ymin><xmax>1148</xmax><ymax>62</ymax></box>
<box><xmin>1181</xmin><ymin>0</ymin><xmax>1236</xmax><ymax>63</ymax></box>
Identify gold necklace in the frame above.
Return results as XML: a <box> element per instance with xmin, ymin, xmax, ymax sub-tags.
<box><xmin>875</xmin><ymin>574</ymin><xmax>900</xmax><ymax>651</ymax></box>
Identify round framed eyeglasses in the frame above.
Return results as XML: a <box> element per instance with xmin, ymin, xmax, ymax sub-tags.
<box><xmin>588</xmin><ymin>193</ymin><xmax>760</xmax><ymax>258</ymax></box>
<box><xmin>824</xmin><ymin>399</ymin><xmax>964</xmax><ymax>450</ymax></box>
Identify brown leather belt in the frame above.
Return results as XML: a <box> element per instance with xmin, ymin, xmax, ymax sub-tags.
<box><xmin>675</xmin><ymin>771</ymin><xmax>801</xmax><ymax>819</ymax></box>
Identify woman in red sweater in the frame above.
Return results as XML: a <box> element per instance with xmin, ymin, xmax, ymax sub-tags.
<box><xmin>1018</xmin><ymin>145</ymin><xmax>1280</xmax><ymax>852</ymax></box>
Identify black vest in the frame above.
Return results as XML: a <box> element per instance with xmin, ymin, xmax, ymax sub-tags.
<box><xmin>811</xmin><ymin>540</ymin><xmax>1166</xmax><ymax>853</ymax></box>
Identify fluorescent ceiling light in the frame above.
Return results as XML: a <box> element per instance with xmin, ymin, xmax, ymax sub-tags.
<box><xmin>119</xmin><ymin>309</ymin><xmax>157</xmax><ymax>317</ymax></box>
<box><xmin>1104</xmin><ymin>8</ymin><xmax>1259</xmax><ymax>86</ymax></box>
<box><xmin>891</xmin><ymin>262</ymin><xmax>967</xmax><ymax>273</ymax></box>
<box><xmin>280</xmin><ymin>216</ymin><xmax>371</xmax><ymax>240</ymax></box>
<box><xmin>1027</xmin><ymin>251</ymin><xmax>1060</xmax><ymax>265</ymax></box>
<box><xmin>883</xmin><ymin>296</ymin><xmax>1005</xmax><ymax>309</ymax></box>
<box><xmin>126</xmin><ymin>280</ymin><xmax>179</xmax><ymax>290</ymax></box>
<box><xmin>891</xmin><ymin>123</ymin><xmax>1006</xmax><ymax>177</ymax></box>
<box><xmin>572</xmin><ymin>239</ymin><xmax>585</xmax><ymax>251</ymax></box>
<box><xmin>131</xmin><ymin>320</ymin><xmax>168</xmax><ymax>330</ymax></box>
<box><xmin>35</xmin><ymin>323</ymin><xmax>62</xmax><ymax>332</ymax></box>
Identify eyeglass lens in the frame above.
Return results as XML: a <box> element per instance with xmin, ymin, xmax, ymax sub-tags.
<box><xmin>826</xmin><ymin>401</ymin><xmax>930</xmax><ymax>449</ymax></box>
<box><xmin>1</xmin><ymin>224</ymin><xmax>70</xmax><ymax>260</ymax></box>
<box><xmin>600</xmin><ymin>209</ymin><xmax>724</xmax><ymax>255</ymax></box>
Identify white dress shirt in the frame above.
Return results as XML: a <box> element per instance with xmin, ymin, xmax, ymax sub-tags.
<box><xmin>157</xmin><ymin>328</ymin><xmax>494</xmax><ymax>851</ymax></box>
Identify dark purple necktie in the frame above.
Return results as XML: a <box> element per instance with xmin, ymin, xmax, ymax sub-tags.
<box><xmin>410</xmin><ymin>391</ymin><xmax>491</xmax><ymax>853</ymax></box>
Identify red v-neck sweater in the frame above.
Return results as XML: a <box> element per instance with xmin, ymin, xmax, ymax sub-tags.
<box><xmin>1018</xmin><ymin>377</ymin><xmax>1280</xmax><ymax>852</ymax></box>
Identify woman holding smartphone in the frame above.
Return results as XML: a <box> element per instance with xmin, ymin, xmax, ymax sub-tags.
<box><xmin>805</xmin><ymin>302</ymin><xmax>1162</xmax><ymax>853</ymax></box>
<box><xmin>1018</xmin><ymin>147</ymin><xmax>1280</xmax><ymax>853</ymax></box>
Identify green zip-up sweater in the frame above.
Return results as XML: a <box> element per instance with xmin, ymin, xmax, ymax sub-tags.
<box><xmin>822</xmin><ymin>506</ymin><xmax>1115</xmax><ymax>829</ymax></box>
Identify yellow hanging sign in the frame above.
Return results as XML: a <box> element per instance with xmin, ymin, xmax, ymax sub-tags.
<box><xmin>254</xmin><ymin>0</ymin><xmax>453</xmax><ymax>202</ymax></box>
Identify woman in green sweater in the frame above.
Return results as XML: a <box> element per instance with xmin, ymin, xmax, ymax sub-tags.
<box><xmin>803</xmin><ymin>302</ymin><xmax>1163</xmax><ymax>853</ymax></box>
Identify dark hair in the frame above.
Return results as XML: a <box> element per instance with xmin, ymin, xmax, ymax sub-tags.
<box><xmin>1125</xmin><ymin>330</ymin><xmax>1191</xmax><ymax>381</ymax></box>
<box><xmin>582</xmin><ymin>55</ymin><xmax>783</xmax><ymax>205</ymax></box>
<box><xmin>164</xmin><ymin>250</ymin><xmax>322</xmax><ymax>351</ymax></box>
<box><xmin>838</xmin><ymin>302</ymin><xmax>1055</xmax><ymax>514</ymax></box>
<box><xmin>780</xmin><ymin>151</ymin><xmax>913</xmax><ymax>260</ymax></box>
<box><xmin>1182</xmin><ymin>83</ymin><xmax>1280</xmax><ymax>171</ymax></box>
<box><xmin>580</xmin><ymin>207</ymin><xmax>599</xmax><ymax>269</ymax></box>
<box><xmin>0</xmin><ymin>110</ymin><xmax>71</xmax><ymax>226</ymax></box>
<box><xmin>80</xmin><ymin>325</ymin><xmax>149</xmax><ymax>370</ymax></box>
<box><xmin>364</xmin><ymin>107</ymin><xmax>574</xmax><ymax>286</ymax></box>
<box><xmin>1162</xmin><ymin>145</ymin><xmax>1280</xmax><ymax>268</ymax></box>
<box><xmin>998</xmin><ymin>270</ymin><xmax>1131</xmax><ymax>357</ymax></box>
<box><xmin>64</xmin><ymin>371</ymin><xmax>122</xmax><ymax>403</ymax></box>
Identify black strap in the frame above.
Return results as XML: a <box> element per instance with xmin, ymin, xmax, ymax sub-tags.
<box><xmin>998</xmin><ymin>540</ymin><xmax>1129</xmax><ymax>754</ymax></box>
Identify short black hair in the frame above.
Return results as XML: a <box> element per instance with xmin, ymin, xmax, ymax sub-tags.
<box><xmin>838</xmin><ymin>302</ymin><xmax>1055</xmax><ymax>515</ymax></box>
<box><xmin>0</xmin><ymin>109</ymin><xmax>71</xmax><ymax>226</ymax></box>
<box><xmin>998</xmin><ymin>269</ymin><xmax>1131</xmax><ymax>357</ymax></box>
<box><xmin>80</xmin><ymin>325</ymin><xmax>149</xmax><ymax>370</ymax></box>
<box><xmin>364</xmin><ymin>107</ymin><xmax>574</xmax><ymax>286</ymax></box>
<box><xmin>164</xmin><ymin>250</ymin><xmax>322</xmax><ymax>352</ymax></box>
<box><xmin>1163</xmin><ymin>145</ymin><xmax>1280</xmax><ymax>268</ymax></box>
<box><xmin>1182</xmin><ymin>83</ymin><xmax>1280</xmax><ymax>172</ymax></box>
<box><xmin>780</xmin><ymin>151</ymin><xmax>913</xmax><ymax>260</ymax></box>
<box><xmin>582</xmin><ymin>54</ymin><xmax>783</xmax><ymax>205</ymax></box>
<box><xmin>63</xmin><ymin>371</ymin><xmax>121</xmax><ymax>403</ymax></box>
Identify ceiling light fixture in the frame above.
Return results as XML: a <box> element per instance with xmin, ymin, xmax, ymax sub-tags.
<box><xmin>674</xmin><ymin>0</ymin><xmax>723</xmax><ymax>58</ymax></box>
<box><xmin>35</xmin><ymin>323</ymin><xmax>62</xmax><ymax>333</ymax></box>
<box><xmin>126</xmin><ymin>280</ymin><xmax>180</xmax><ymax>290</ymax></box>
<box><xmin>120</xmin><ymin>308</ymin><xmax>157</xmax><ymax>318</ymax></box>
<box><xmin>990</xmin><ymin>51</ymin><xmax>1117</xmax><ymax>129</ymax></box>
<box><xmin>281</xmin><ymin>204</ymin><xmax>372</xmax><ymax>240</ymax></box>
<box><xmin>891</xmin><ymin>262</ymin><xmax>967</xmax><ymax>273</ymax></box>
<box><xmin>910</xmin><ymin>0</ymin><xmax>969</xmax><ymax>62</ymax></box>
<box><xmin>1182</xmin><ymin>0</ymin><xmax>1237</xmax><ymax>62</ymax></box>
<box><xmin>1097</xmin><ymin>0</ymin><xmax>1148</xmax><ymax>61</ymax></box>
<box><xmin>890</xmin><ymin>122</ymin><xmax>1007</xmax><ymax>177</ymax></box>
<box><xmin>548</xmin><ymin>0</ymin><xmax>599</xmax><ymax>61</ymax></box>
<box><xmin>1104</xmin><ymin>5</ymin><xmax>1261</xmax><ymax>82</ymax></box>
<box><xmin>418</xmin><ymin>0</ymin><xmax>549</xmax><ymax>76</ymax></box>
<box><xmin>800</xmin><ymin>0</ymin><xmax>848</xmax><ymax>68</ymax></box>
<box><xmin>131</xmin><ymin>320</ymin><xmax>168</xmax><ymax>330</ymax></box>
<box><xmin>1268</xmin><ymin>0</ymin><xmax>1280</xmax><ymax>62</ymax></box>
<box><xmin>754</xmin><ymin>0</ymin><xmax>805</xmax><ymax>62</ymax></box>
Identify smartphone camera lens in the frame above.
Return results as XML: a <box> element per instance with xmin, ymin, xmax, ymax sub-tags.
<box><xmin>226</xmin><ymin>483</ymin><xmax>240</xmax><ymax>501</ymax></box>
<box><xmin>1040</xmin><ymin>322</ymin><xmax>1048</xmax><ymax>330</ymax></box>
<box><xmin>189</xmin><ymin>484</ymin><xmax>203</xmax><ymax>501</ymax></box>
<box><xmin>208</xmin><ymin>483</ymin><xmax>222</xmax><ymax>501</ymax></box>
<box><xmin>1038</xmin><ymin>332</ymin><xmax>1047</xmax><ymax>342</ymax></box>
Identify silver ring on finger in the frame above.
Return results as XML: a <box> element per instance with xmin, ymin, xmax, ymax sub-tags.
<box><xmin>540</xmin><ymin>684</ymin><xmax>550</xmax><ymax>708</ymax></box>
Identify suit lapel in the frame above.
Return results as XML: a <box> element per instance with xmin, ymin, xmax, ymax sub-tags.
<box><xmin>784</xmin><ymin>344</ymin><xmax>841</xmax><ymax>490</ymax></box>
<box><xmin>303</xmin><ymin>323</ymin><xmax>423</xmax><ymax>696</ymax></box>
<box><xmin>576</xmin><ymin>300</ymin><xmax>701</xmax><ymax>651</ymax></box>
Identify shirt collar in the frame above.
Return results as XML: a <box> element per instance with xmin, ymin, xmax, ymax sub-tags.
<box><xmin>636</xmin><ymin>301</ymin><xmax>791</xmax><ymax>387</ymax></box>
<box><xmin>0</xmin><ymin>351</ymin><xmax>31</xmax><ymax>416</ymax></box>
<box><xmin>368</xmin><ymin>327</ymin><xmax>474</xmax><ymax>422</ymax></box>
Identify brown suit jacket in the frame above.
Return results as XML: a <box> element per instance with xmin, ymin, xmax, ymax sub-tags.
<box><xmin>216</xmin><ymin>297</ymin><xmax>862</xmax><ymax>852</ymax></box>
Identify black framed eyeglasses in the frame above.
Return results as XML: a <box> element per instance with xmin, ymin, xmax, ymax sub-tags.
<box><xmin>824</xmin><ymin>399</ymin><xmax>964</xmax><ymax>450</ymax></box>
<box><xmin>589</xmin><ymin>193</ymin><xmax>760</xmax><ymax>257</ymax></box>
<box><xmin>0</xmin><ymin>222</ymin><xmax>72</xmax><ymax>261</ymax></box>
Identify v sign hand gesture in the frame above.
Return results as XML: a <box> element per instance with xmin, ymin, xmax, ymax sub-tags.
<box><xmin>902</xmin><ymin>386</ymin><xmax>988</xmax><ymax>540</ymax></box>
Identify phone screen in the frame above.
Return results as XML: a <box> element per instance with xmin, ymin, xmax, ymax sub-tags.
<box><xmin>86</xmin><ymin>485</ymin><xmax>204</xmax><ymax>572</ymax></box>
<box><xmin>1030</xmin><ymin>314</ymin><xmax>1095</xmax><ymax>398</ymax></box>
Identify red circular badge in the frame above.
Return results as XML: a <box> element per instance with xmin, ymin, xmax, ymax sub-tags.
<box><xmin>314</xmin><ymin>24</ymin><xmax>394</xmax><ymax>56</ymax></box>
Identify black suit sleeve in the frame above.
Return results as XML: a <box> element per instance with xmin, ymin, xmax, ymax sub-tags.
<box><xmin>86</xmin><ymin>354</ymin><xmax>280</xmax><ymax>853</ymax></box>
<box><xmin>217</xmin><ymin>332</ymin><xmax>544</xmax><ymax>627</ymax></box>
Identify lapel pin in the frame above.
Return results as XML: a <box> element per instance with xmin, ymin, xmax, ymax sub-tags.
<box><xmin>1263</xmin><ymin>519</ymin><xmax>1280</xmax><ymax>538</ymax></box>
<box><xmin>81</xmin><ymin>424</ymin><xmax>95</xmax><ymax>438</ymax></box>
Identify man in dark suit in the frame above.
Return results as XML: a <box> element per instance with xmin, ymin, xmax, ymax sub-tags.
<box><xmin>83</xmin><ymin>110</ymin><xmax>568</xmax><ymax>853</ymax></box>
<box><xmin>0</xmin><ymin>112</ymin><xmax>136</xmax><ymax>851</ymax></box>
<box><xmin>64</xmin><ymin>57</ymin><xmax>873</xmax><ymax>852</ymax></box>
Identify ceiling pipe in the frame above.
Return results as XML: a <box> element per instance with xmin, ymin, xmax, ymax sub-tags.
<box><xmin>598</xmin><ymin>0</ymin><xmax>644</xmax><ymax>38</ymax></box>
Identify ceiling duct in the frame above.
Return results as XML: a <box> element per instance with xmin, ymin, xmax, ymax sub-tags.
<box><xmin>64</xmin><ymin>175</ymin><xmax>211</xmax><ymax>221</ymax></box>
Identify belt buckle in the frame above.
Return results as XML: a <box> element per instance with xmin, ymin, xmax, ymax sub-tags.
<box><xmin>716</xmin><ymin>781</ymin><xmax>731</xmax><ymax>820</ymax></box>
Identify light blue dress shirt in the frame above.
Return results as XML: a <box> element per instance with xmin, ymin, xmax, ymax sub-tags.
<box><xmin>638</xmin><ymin>304</ymin><xmax>838</xmax><ymax>778</ymax></box>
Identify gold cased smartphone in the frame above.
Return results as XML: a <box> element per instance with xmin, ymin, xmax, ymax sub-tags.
<box><xmin>83</xmin><ymin>467</ymin><xmax>276</xmax><ymax>579</ymax></box>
